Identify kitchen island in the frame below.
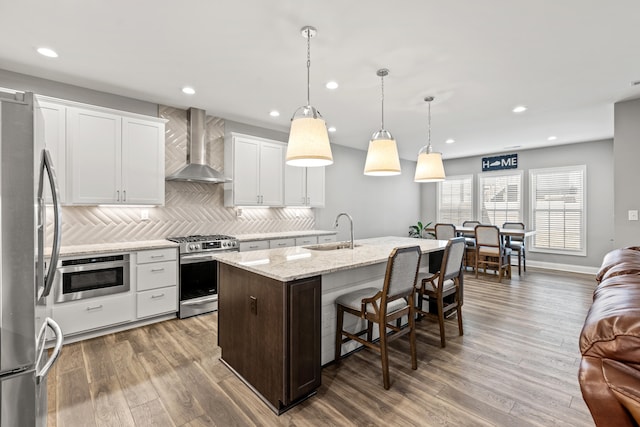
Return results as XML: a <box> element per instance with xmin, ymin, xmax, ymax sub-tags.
<box><xmin>214</xmin><ymin>236</ymin><xmax>447</xmax><ymax>414</ymax></box>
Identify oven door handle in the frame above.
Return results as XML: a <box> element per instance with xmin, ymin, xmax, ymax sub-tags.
<box><xmin>182</xmin><ymin>296</ymin><xmax>218</xmax><ymax>306</ymax></box>
<box><xmin>181</xmin><ymin>254</ymin><xmax>219</xmax><ymax>264</ymax></box>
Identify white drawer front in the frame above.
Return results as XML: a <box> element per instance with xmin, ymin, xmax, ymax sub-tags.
<box><xmin>137</xmin><ymin>286</ymin><xmax>177</xmax><ymax>319</ymax></box>
<box><xmin>270</xmin><ymin>238</ymin><xmax>296</xmax><ymax>249</ymax></box>
<box><xmin>52</xmin><ymin>293</ymin><xmax>133</xmax><ymax>336</ymax></box>
<box><xmin>318</xmin><ymin>235</ymin><xmax>337</xmax><ymax>243</ymax></box>
<box><xmin>239</xmin><ymin>240</ymin><xmax>269</xmax><ymax>252</ymax></box>
<box><xmin>137</xmin><ymin>248</ymin><xmax>177</xmax><ymax>264</ymax></box>
<box><xmin>137</xmin><ymin>260</ymin><xmax>177</xmax><ymax>291</ymax></box>
<box><xmin>295</xmin><ymin>236</ymin><xmax>318</xmax><ymax>246</ymax></box>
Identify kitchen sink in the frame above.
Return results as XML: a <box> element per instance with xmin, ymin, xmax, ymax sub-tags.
<box><xmin>304</xmin><ymin>242</ymin><xmax>361</xmax><ymax>251</ymax></box>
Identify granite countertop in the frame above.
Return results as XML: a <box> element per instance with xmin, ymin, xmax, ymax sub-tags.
<box><xmin>234</xmin><ymin>230</ymin><xmax>337</xmax><ymax>242</ymax></box>
<box><xmin>213</xmin><ymin>236</ymin><xmax>447</xmax><ymax>282</ymax></box>
<box><xmin>58</xmin><ymin>240</ymin><xmax>178</xmax><ymax>257</ymax></box>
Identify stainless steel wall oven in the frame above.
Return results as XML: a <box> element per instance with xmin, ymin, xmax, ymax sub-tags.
<box><xmin>55</xmin><ymin>254</ymin><xmax>130</xmax><ymax>303</ymax></box>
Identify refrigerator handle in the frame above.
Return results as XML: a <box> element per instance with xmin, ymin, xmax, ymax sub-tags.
<box><xmin>38</xmin><ymin>149</ymin><xmax>62</xmax><ymax>298</ymax></box>
<box><xmin>35</xmin><ymin>318</ymin><xmax>63</xmax><ymax>384</ymax></box>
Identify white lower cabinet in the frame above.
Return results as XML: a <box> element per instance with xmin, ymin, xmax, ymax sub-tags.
<box><xmin>318</xmin><ymin>235</ymin><xmax>337</xmax><ymax>244</ymax></box>
<box><xmin>137</xmin><ymin>286</ymin><xmax>178</xmax><ymax>319</ymax></box>
<box><xmin>135</xmin><ymin>248</ymin><xmax>178</xmax><ymax>319</ymax></box>
<box><xmin>240</xmin><ymin>240</ymin><xmax>270</xmax><ymax>252</ymax></box>
<box><xmin>270</xmin><ymin>238</ymin><xmax>296</xmax><ymax>249</ymax></box>
<box><xmin>295</xmin><ymin>236</ymin><xmax>318</xmax><ymax>246</ymax></box>
<box><xmin>52</xmin><ymin>293</ymin><xmax>134</xmax><ymax>336</ymax></box>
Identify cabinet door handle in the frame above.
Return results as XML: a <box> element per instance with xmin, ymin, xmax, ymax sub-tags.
<box><xmin>151</xmin><ymin>293</ymin><xmax>165</xmax><ymax>299</ymax></box>
<box><xmin>116</xmin><ymin>190</ymin><xmax>120</xmax><ymax>201</ymax></box>
<box><xmin>86</xmin><ymin>304</ymin><xmax>103</xmax><ymax>311</ymax></box>
<box><xmin>123</xmin><ymin>190</ymin><xmax>126</xmax><ymax>201</ymax></box>
<box><xmin>151</xmin><ymin>268</ymin><xmax>165</xmax><ymax>272</ymax></box>
<box><xmin>150</xmin><ymin>254</ymin><xmax>165</xmax><ymax>259</ymax></box>
<box><xmin>278</xmin><ymin>243</ymin><xmax>287</xmax><ymax>246</ymax></box>
<box><xmin>249</xmin><ymin>245</ymin><xmax>259</xmax><ymax>249</ymax></box>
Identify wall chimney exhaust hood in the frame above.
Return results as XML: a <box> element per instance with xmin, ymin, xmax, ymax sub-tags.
<box><xmin>165</xmin><ymin>108</ymin><xmax>231</xmax><ymax>183</ymax></box>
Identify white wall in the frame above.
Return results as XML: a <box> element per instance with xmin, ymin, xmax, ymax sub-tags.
<box><xmin>614</xmin><ymin>97</ymin><xmax>640</xmax><ymax>247</ymax></box>
<box><xmin>420</xmin><ymin>140</ymin><xmax>615</xmax><ymax>268</ymax></box>
<box><xmin>315</xmin><ymin>144</ymin><xmax>422</xmax><ymax>241</ymax></box>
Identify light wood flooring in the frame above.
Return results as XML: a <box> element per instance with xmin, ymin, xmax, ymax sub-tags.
<box><xmin>48</xmin><ymin>268</ymin><xmax>596</xmax><ymax>426</ymax></box>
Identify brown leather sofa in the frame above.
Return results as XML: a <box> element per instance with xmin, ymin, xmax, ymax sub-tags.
<box><xmin>579</xmin><ymin>247</ymin><xmax>640</xmax><ymax>426</ymax></box>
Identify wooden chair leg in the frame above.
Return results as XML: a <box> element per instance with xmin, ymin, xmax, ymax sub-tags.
<box><xmin>517</xmin><ymin>249</ymin><xmax>522</xmax><ymax>276</ymax></box>
<box><xmin>379</xmin><ymin>320</ymin><xmax>390</xmax><ymax>390</ymax></box>
<box><xmin>335</xmin><ymin>305</ymin><xmax>344</xmax><ymax>364</ymax></box>
<box><xmin>366</xmin><ymin>320</ymin><xmax>373</xmax><ymax>342</ymax></box>
<box><xmin>437</xmin><ymin>297</ymin><xmax>446</xmax><ymax>348</ymax></box>
<box><xmin>457</xmin><ymin>305</ymin><xmax>463</xmax><ymax>336</ymax></box>
<box><xmin>408</xmin><ymin>298</ymin><xmax>417</xmax><ymax>370</ymax></box>
<box><xmin>475</xmin><ymin>252</ymin><xmax>479</xmax><ymax>278</ymax></box>
<box><xmin>523</xmin><ymin>249</ymin><xmax>526</xmax><ymax>272</ymax></box>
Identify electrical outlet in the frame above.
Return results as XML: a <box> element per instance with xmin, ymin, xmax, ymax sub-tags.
<box><xmin>140</xmin><ymin>209</ymin><xmax>149</xmax><ymax>221</ymax></box>
<box><xmin>236</xmin><ymin>208</ymin><xmax>243</xmax><ymax>218</ymax></box>
<box><xmin>629</xmin><ymin>210</ymin><xmax>639</xmax><ymax>221</ymax></box>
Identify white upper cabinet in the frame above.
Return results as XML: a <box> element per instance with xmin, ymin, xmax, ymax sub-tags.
<box><xmin>35</xmin><ymin>99</ymin><xmax>67</xmax><ymax>203</ymax></box>
<box><xmin>37</xmin><ymin>96</ymin><xmax>166</xmax><ymax>205</ymax></box>
<box><xmin>224</xmin><ymin>133</ymin><xmax>284</xmax><ymax>207</ymax></box>
<box><xmin>284</xmin><ymin>165</ymin><xmax>325</xmax><ymax>207</ymax></box>
<box><xmin>121</xmin><ymin>118</ymin><xmax>165</xmax><ymax>204</ymax></box>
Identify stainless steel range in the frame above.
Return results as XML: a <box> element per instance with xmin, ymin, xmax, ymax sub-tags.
<box><xmin>166</xmin><ymin>234</ymin><xmax>239</xmax><ymax>318</ymax></box>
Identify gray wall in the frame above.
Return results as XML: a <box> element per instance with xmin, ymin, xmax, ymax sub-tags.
<box><xmin>315</xmin><ymin>144</ymin><xmax>421</xmax><ymax>241</ymax></box>
<box><xmin>0</xmin><ymin>68</ymin><xmax>157</xmax><ymax>116</ymax></box>
<box><xmin>614</xmin><ymin>97</ymin><xmax>640</xmax><ymax>247</ymax></box>
<box><xmin>420</xmin><ymin>140</ymin><xmax>615</xmax><ymax>269</ymax></box>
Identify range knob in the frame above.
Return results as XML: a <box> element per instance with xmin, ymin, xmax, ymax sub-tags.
<box><xmin>188</xmin><ymin>244</ymin><xmax>195</xmax><ymax>251</ymax></box>
<box><xmin>223</xmin><ymin>241</ymin><xmax>229</xmax><ymax>248</ymax></box>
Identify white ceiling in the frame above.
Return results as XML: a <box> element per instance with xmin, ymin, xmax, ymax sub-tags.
<box><xmin>2</xmin><ymin>1</ymin><xmax>640</xmax><ymax>161</ymax></box>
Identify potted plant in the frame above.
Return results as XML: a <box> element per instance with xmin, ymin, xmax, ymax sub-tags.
<box><xmin>408</xmin><ymin>221</ymin><xmax>435</xmax><ymax>239</ymax></box>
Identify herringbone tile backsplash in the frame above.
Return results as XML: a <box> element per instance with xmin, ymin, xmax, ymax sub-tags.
<box><xmin>53</xmin><ymin>106</ymin><xmax>314</xmax><ymax>245</ymax></box>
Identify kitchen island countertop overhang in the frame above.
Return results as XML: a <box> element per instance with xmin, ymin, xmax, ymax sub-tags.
<box><xmin>212</xmin><ymin>236</ymin><xmax>448</xmax><ymax>281</ymax></box>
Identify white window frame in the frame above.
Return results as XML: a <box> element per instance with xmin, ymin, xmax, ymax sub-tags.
<box><xmin>477</xmin><ymin>170</ymin><xmax>523</xmax><ymax>226</ymax></box>
<box><xmin>529</xmin><ymin>165</ymin><xmax>587</xmax><ymax>256</ymax></box>
<box><xmin>436</xmin><ymin>174</ymin><xmax>474</xmax><ymax>226</ymax></box>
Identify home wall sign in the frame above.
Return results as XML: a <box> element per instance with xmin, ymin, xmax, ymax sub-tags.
<box><xmin>481</xmin><ymin>153</ymin><xmax>518</xmax><ymax>172</ymax></box>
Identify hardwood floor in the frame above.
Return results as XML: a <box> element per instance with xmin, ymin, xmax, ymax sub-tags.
<box><xmin>48</xmin><ymin>268</ymin><xmax>596</xmax><ymax>426</ymax></box>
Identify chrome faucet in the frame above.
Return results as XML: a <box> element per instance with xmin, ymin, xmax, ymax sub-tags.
<box><xmin>334</xmin><ymin>212</ymin><xmax>355</xmax><ymax>249</ymax></box>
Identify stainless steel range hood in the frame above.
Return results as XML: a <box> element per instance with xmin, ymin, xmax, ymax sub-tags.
<box><xmin>165</xmin><ymin>108</ymin><xmax>231</xmax><ymax>183</ymax></box>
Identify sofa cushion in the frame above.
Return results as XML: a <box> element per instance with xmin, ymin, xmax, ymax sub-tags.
<box><xmin>596</xmin><ymin>248</ymin><xmax>640</xmax><ymax>282</ymax></box>
<box><xmin>580</xmin><ymin>275</ymin><xmax>640</xmax><ymax>362</ymax></box>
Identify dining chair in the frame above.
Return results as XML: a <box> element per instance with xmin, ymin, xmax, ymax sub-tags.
<box><xmin>334</xmin><ymin>245</ymin><xmax>422</xmax><ymax>390</ymax></box>
<box><xmin>434</xmin><ymin>223</ymin><xmax>456</xmax><ymax>240</ymax></box>
<box><xmin>461</xmin><ymin>220</ymin><xmax>481</xmax><ymax>269</ymax></box>
<box><xmin>503</xmin><ymin>222</ymin><xmax>526</xmax><ymax>275</ymax></box>
<box><xmin>415</xmin><ymin>237</ymin><xmax>465</xmax><ymax>347</ymax></box>
<box><xmin>475</xmin><ymin>225</ymin><xmax>512</xmax><ymax>283</ymax></box>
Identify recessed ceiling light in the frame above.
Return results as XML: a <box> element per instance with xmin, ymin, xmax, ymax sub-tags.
<box><xmin>37</xmin><ymin>47</ymin><xmax>58</xmax><ymax>58</ymax></box>
<box><xmin>328</xmin><ymin>126</ymin><xmax>336</xmax><ymax>132</ymax></box>
<box><xmin>269</xmin><ymin>110</ymin><xmax>280</xmax><ymax>117</ymax></box>
<box><xmin>445</xmin><ymin>139</ymin><xmax>455</xmax><ymax>144</ymax></box>
<box><xmin>547</xmin><ymin>135</ymin><xmax>557</xmax><ymax>141</ymax></box>
<box><xmin>182</xmin><ymin>87</ymin><xmax>195</xmax><ymax>95</ymax></box>
<box><xmin>325</xmin><ymin>81</ymin><xmax>339</xmax><ymax>90</ymax></box>
<box><xmin>512</xmin><ymin>105</ymin><xmax>527</xmax><ymax>113</ymax></box>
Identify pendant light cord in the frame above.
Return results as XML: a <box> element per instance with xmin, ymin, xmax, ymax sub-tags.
<box><xmin>427</xmin><ymin>99</ymin><xmax>432</xmax><ymax>154</ymax></box>
<box><xmin>306</xmin><ymin>27</ymin><xmax>311</xmax><ymax>106</ymax></box>
<box><xmin>380</xmin><ymin>74</ymin><xmax>385</xmax><ymax>129</ymax></box>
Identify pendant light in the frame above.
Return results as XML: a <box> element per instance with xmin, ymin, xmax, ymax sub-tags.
<box><xmin>414</xmin><ymin>96</ymin><xmax>446</xmax><ymax>182</ymax></box>
<box><xmin>286</xmin><ymin>26</ymin><xmax>333</xmax><ymax>167</ymax></box>
<box><xmin>364</xmin><ymin>69</ymin><xmax>401</xmax><ymax>176</ymax></box>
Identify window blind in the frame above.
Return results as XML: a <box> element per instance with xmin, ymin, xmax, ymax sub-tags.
<box><xmin>437</xmin><ymin>175</ymin><xmax>473</xmax><ymax>226</ymax></box>
<box><xmin>530</xmin><ymin>166</ymin><xmax>585</xmax><ymax>254</ymax></box>
<box><xmin>478</xmin><ymin>172</ymin><xmax>522</xmax><ymax>225</ymax></box>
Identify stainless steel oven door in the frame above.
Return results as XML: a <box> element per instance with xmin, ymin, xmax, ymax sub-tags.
<box><xmin>179</xmin><ymin>252</ymin><xmax>228</xmax><ymax>319</ymax></box>
<box><xmin>54</xmin><ymin>255</ymin><xmax>130</xmax><ymax>303</ymax></box>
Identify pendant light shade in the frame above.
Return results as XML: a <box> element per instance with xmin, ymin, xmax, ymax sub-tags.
<box><xmin>414</xmin><ymin>96</ymin><xmax>446</xmax><ymax>182</ymax></box>
<box><xmin>364</xmin><ymin>69</ymin><xmax>401</xmax><ymax>176</ymax></box>
<box><xmin>286</xmin><ymin>26</ymin><xmax>333</xmax><ymax>167</ymax></box>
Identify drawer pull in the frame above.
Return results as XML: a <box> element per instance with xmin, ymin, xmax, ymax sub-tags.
<box><xmin>151</xmin><ymin>255</ymin><xmax>165</xmax><ymax>259</ymax></box>
<box><xmin>86</xmin><ymin>305</ymin><xmax>103</xmax><ymax>311</ymax></box>
<box><xmin>249</xmin><ymin>245</ymin><xmax>259</xmax><ymax>249</ymax></box>
<box><xmin>151</xmin><ymin>293</ymin><xmax>165</xmax><ymax>299</ymax></box>
<box><xmin>151</xmin><ymin>268</ymin><xmax>165</xmax><ymax>272</ymax></box>
<box><xmin>278</xmin><ymin>243</ymin><xmax>287</xmax><ymax>246</ymax></box>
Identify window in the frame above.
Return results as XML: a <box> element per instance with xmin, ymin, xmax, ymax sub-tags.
<box><xmin>530</xmin><ymin>165</ymin><xmax>586</xmax><ymax>255</ymax></box>
<box><xmin>478</xmin><ymin>171</ymin><xmax>523</xmax><ymax>225</ymax></box>
<box><xmin>437</xmin><ymin>175</ymin><xmax>473</xmax><ymax>225</ymax></box>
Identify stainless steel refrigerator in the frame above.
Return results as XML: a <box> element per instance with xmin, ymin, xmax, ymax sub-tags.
<box><xmin>0</xmin><ymin>90</ymin><xmax>63</xmax><ymax>426</ymax></box>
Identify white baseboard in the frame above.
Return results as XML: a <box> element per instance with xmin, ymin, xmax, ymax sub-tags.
<box><xmin>526</xmin><ymin>260</ymin><xmax>598</xmax><ymax>275</ymax></box>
